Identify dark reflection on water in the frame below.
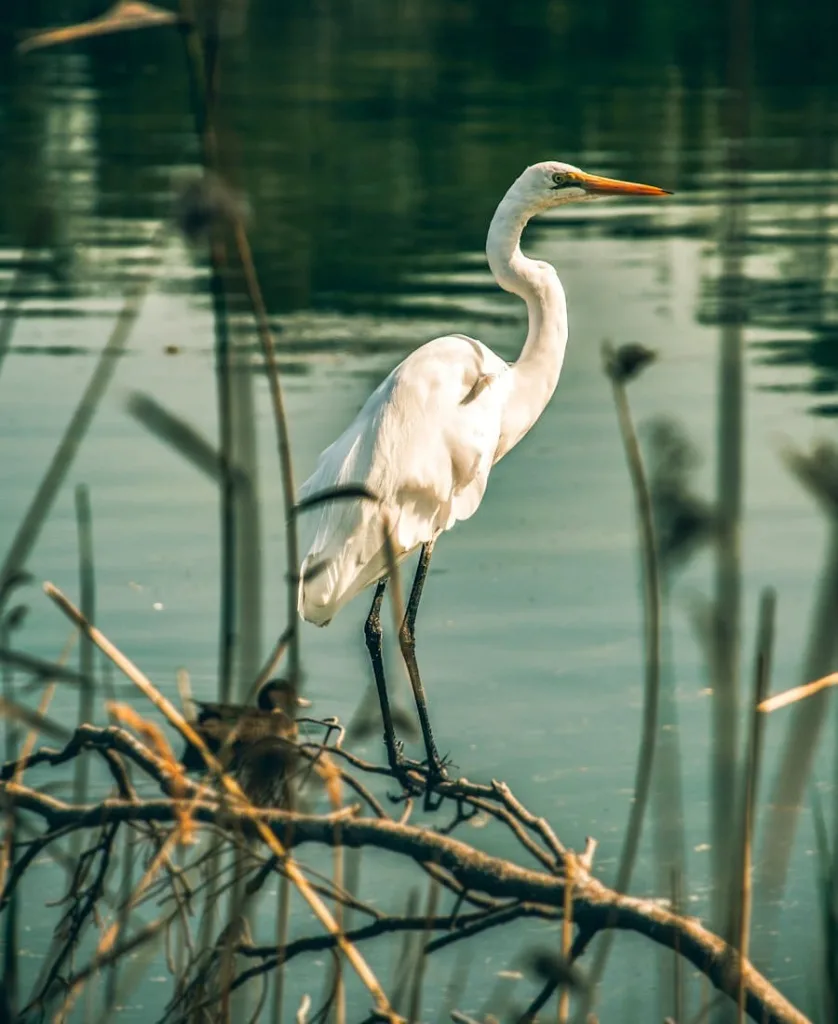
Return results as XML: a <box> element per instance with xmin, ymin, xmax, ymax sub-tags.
<box><xmin>0</xmin><ymin>1</ymin><xmax>837</xmax><ymax>403</ymax></box>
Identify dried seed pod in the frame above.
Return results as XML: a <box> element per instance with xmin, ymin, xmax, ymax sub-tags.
<box><xmin>602</xmin><ymin>341</ymin><xmax>657</xmax><ymax>384</ymax></box>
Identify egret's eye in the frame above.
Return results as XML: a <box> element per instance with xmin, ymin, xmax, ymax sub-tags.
<box><xmin>551</xmin><ymin>171</ymin><xmax>570</xmax><ymax>188</ymax></box>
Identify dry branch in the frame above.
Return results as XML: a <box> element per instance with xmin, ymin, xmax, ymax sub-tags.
<box><xmin>0</xmin><ymin>747</ymin><xmax>810</xmax><ymax>1024</ymax></box>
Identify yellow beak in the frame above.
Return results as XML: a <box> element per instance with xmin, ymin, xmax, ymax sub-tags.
<box><xmin>576</xmin><ymin>172</ymin><xmax>671</xmax><ymax>197</ymax></box>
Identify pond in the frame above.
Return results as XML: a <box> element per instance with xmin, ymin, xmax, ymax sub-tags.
<box><xmin>1</xmin><ymin>0</ymin><xmax>837</xmax><ymax>1019</ymax></box>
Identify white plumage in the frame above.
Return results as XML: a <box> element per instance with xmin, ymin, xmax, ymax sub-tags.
<box><xmin>294</xmin><ymin>159</ymin><xmax>668</xmax><ymax>776</ymax></box>
<box><xmin>298</xmin><ymin>334</ymin><xmax>511</xmax><ymax>625</ymax></box>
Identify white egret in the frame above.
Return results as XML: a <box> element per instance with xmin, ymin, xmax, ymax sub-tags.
<box><xmin>297</xmin><ymin>160</ymin><xmax>669</xmax><ymax>780</ymax></box>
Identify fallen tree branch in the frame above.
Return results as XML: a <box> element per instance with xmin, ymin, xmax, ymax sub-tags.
<box><xmin>0</xmin><ymin>778</ymin><xmax>810</xmax><ymax>1024</ymax></box>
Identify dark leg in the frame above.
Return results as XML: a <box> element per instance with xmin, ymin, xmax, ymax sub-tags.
<box><xmin>363</xmin><ymin>577</ymin><xmax>402</xmax><ymax>771</ymax></box>
<box><xmin>398</xmin><ymin>541</ymin><xmax>447</xmax><ymax>779</ymax></box>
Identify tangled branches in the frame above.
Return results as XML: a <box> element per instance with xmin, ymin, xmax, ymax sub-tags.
<box><xmin>0</xmin><ymin>710</ymin><xmax>809</xmax><ymax>1024</ymax></box>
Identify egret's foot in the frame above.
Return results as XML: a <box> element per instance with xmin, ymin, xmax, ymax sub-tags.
<box><xmin>386</xmin><ymin>738</ymin><xmax>422</xmax><ymax>772</ymax></box>
<box><xmin>382</xmin><ymin>735</ymin><xmax>455</xmax><ymax>801</ymax></box>
<box><xmin>383</xmin><ymin>737</ymin><xmax>426</xmax><ymax>794</ymax></box>
<box><xmin>391</xmin><ymin>760</ymin><xmax>427</xmax><ymax>800</ymax></box>
<box><xmin>416</xmin><ymin>755</ymin><xmax>453</xmax><ymax>811</ymax></box>
<box><xmin>421</xmin><ymin>753</ymin><xmax>454</xmax><ymax>785</ymax></box>
<box><xmin>389</xmin><ymin>756</ymin><xmax>449</xmax><ymax>808</ymax></box>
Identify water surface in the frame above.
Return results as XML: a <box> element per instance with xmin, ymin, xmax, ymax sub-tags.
<box><xmin>1</xmin><ymin>1</ymin><xmax>838</xmax><ymax>1018</ymax></box>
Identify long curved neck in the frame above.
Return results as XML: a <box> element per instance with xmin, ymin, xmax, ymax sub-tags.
<box><xmin>486</xmin><ymin>188</ymin><xmax>569</xmax><ymax>459</ymax></box>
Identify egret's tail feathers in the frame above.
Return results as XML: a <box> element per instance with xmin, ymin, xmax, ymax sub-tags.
<box><xmin>297</xmin><ymin>555</ymin><xmax>331</xmax><ymax>625</ymax></box>
<box><xmin>299</xmin><ymin>542</ymin><xmax>390</xmax><ymax>626</ymax></box>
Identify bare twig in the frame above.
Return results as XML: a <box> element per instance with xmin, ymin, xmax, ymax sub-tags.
<box><xmin>758</xmin><ymin>671</ymin><xmax>838</xmax><ymax>713</ymax></box>
<box><xmin>17</xmin><ymin>1</ymin><xmax>177</xmax><ymax>53</ymax></box>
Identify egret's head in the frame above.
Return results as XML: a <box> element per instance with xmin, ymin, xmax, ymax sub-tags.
<box><xmin>516</xmin><ymin>161</ymin><xmax>670</xmax><ymax>212</ymax></box>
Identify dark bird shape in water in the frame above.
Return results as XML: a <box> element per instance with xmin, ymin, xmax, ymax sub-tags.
<box><xmin>181</xmin><ymin>679</ymin><xmax>306</xmax><ymax>807</ymax></box>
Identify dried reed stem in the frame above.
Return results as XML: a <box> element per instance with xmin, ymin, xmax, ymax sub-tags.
<box><xmin>0</xmin><ymin>255</ymin><xmax>159</xmax><ymax>591</ymax></box>
<box><xmin>231</xmin><ymin>220</ymin><xmax>301</xmax><ymax>691</ymax></box>
<box><xmin>758</xmin><ymin>671</ymin><xmax>838</xmax><ymax>713</ymax></box>
<box><xmin>591</xmin><ymin>344</ymin><xmax>663</xmax><ymax>984</ymax></box>
<box><xmin>71</xmin><ymin>485</ymin><xmax>95</xmax><ymax>862</ymax></box>
<box><xmin>733</xmin><ymin>590</ymin><xmax>774</xmax><ymax>1022</ymax></box>
<box><xmin>42</xmin><ymin>581</ymin><xmax>397</xmax><ymax>1019</ymax></box>
<box><xmin>710</xmin><ymin>0</ymin><xmax>750</xmax><ymax>929</ymax></box>
<box><xmin>558</xmin><ymin>856</ymin><xmax>574</xmax><ymax>1023</ymax></box>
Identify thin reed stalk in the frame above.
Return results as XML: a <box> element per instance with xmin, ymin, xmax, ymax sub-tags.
<box><xmin>177</xmin><ymin>0</ymin><xmax>300</xmax><ymax>700</ymax></box>
<box><xmin>710</xmin><ymin>0</ymin><xmax>751</xmax><ymax>938</ymax></box>
<box><xmin>105</xmin><ymin>773</ymin><xmax>135</xmax><ymax>1014</ymax></box>
<box><xmin>211</xmin><ymin>263</ymin><xmax>237</xmax><ymax>706</ymax></box>
<box><xmin>407</xmin><ymin>877</ymin><xmax>439</xmax><ymax>1024</ymax></box>
<box><xmin>331</xmin><ymin>795</ymin><xmax>347</xmax><ymax>1024</ymax></box>
<box><xmin>0</xmin><ymin>622</ymin><xmax>17</xmax><ymax>901</ymax></box>
<box><xmin>755</xmin><ymin>447</ymin><xmax>838</xmax><ymax>957</ymax></box>
<box><xmin>231</xmin><ymin>354</ymin><xmax>263</xmax><ymax>692</ymax></box>
<box><xmin>653</xmin><ymin>591</ymin><xmax>688</xmax><ymax>1021</ymax></box>
<box><xmin>812</xmin><ymin>790</ymin><xmax>838</xmax><ymax>1021</ymax></box>
<box><xmin>730</xmin><ymin>590</ymin><xmax>774</xmax><ymax>1023</ymax></box>
<box><xmin>0</xmin><ymin>246</ymin><xmax>160</xmax><ymax>592</ymax></box>
<box><xmin>558</xmin><ymin>857</ymin><xmax>574</xmax><ymax>1023</ymax></box>
<box><xmin>71</xmin><ymin>485</ymin><xmax>95</xmax><ymax>862</ymax></box>
<box><xmin>391</xmin><ymin>889</ymin><xmax>420</xmax><ymax>1015</ymax></box>
<box><xmin>590</xmin><ymin>344</ymin><xmax>662</xmax><ymax>984</ymax></box>
<box><xmin>231</xmin><ymin>220</ymin><xmax>301</xmax><ymax>692</ymax></box>
<box><xmin>1</xmin><ymin>679</ymin><xmax>57</xmax><ymax>1017</ymax></box>
<box><xmin>272</xmin><ymin>867</ymin><xmax>292</xmax><ymax>1024</ymax></box>
<box><xmin>186</xmin><ymin>7</ymin><xmax>239</xmax><ymax>704</ymax></box>
<box><xmin>0</xmin><ymin>587</ymin><xmax>35</xmax><ymax>1005</ymax></box>
<box><xmin>672</xmin><ymin>869</ymin><xmax>684</xmax><ymax>1023</ymax></box>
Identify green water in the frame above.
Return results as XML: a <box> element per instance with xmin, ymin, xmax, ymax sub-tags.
<box><xmin>2</xmin><ymin>0</ymin><xmax>838</xmax><ymax>1019</ymax></box>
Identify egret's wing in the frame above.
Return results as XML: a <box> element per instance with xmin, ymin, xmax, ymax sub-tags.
<box><xmin>297</xmin><ymin>367</ymin><xmax>403</xmax><ymax>623</ymax></box>
<box><xmin>366</xmin><ymin>335</ymin><xmax>510</xmax><ymax>542</ymax></box>
<box><xmin>297</xmin><ymin>404</ymin><xmax>382</xmax><ymax>605</ymax></box>
<box><xmin>297</xmin><ymin>334</ymin><xmax>510</xmax><ymax>623</ymax></box>
<box><xmin>446</xmin><ymin>372</ymin><xmax>508</xmax><ymax>524</ymax></box>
